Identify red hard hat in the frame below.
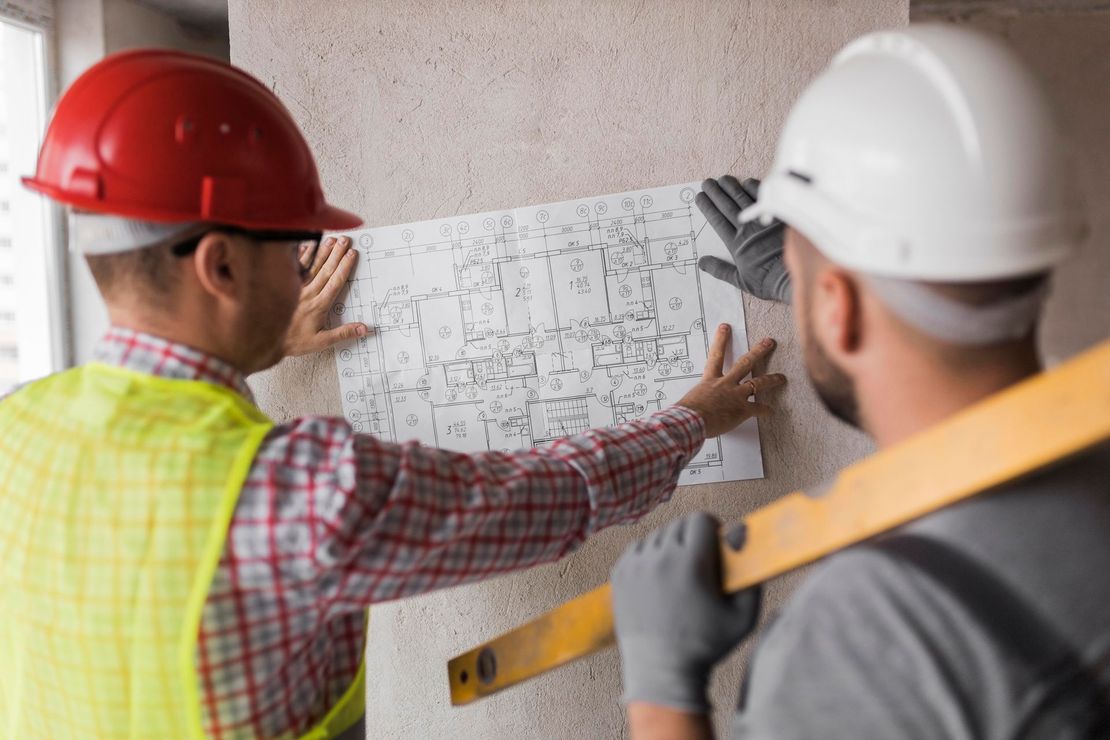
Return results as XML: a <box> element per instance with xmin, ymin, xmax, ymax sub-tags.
<box><xmin>23</xmin><ymin>48</ymin><xmax>362</xmax><ymax>231</ymax></box>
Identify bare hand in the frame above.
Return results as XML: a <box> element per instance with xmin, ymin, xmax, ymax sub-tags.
<box><xmin>676</xmin><ymin>325</ymin><xmax>785</xmax><ymax>437</ymax></box>
<box><xmin>283</xmin><ymin>236</ymin><xmax>369</xmax><ymax>357</ymax></box>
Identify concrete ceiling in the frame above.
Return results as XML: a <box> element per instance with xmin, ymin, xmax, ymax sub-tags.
<box><xmin>134</xmin><ymin>0</ymin><xmax>228</xmax><ymax>33</ymax></box>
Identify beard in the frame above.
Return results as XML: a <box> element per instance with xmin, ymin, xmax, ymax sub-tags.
<box><xmin>803</xmin><ymin>311</ymin><xmax>862</xmax><ymax>430</ymax></box>
<box><xmin>241</xmin><ymin>276</ymin><xmax>300</xmax><ymax>374</ymax></box>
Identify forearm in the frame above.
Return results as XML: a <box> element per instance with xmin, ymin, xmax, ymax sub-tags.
<box><xmin>629</xmin><ymin>704</ymin><xmax>714</xmax><ymax>740</ymax></box>
<box><xmin>344</xmin><ymin>406</ymin><xmax>705</xmax><ymax>601</ymax></box>
<box><xmin>540</xmin><ymin>405</ymin><xmax>705</xmax><ymax>531</ymax></box>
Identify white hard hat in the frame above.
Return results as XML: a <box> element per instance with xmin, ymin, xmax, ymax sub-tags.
<box><xmin>742</xmin><ymin>24</ymin><xmax>1087</xmax><ymax>282</ymax></box>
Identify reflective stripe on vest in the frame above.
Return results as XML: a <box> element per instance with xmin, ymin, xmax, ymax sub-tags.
<box><xmin>0</xmin><ymin>363</ymin><xmax>366</xmax><ymax>738</ymax></box>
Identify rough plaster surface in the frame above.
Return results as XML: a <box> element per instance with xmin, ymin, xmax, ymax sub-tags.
<box><xmin>228</xmin><ymin>2</ymin><xmax>905</xmax><ymax>737</ymax></box>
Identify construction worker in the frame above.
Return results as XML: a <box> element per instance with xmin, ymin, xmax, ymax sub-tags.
<box><xmin>0</xmin><ymin>50</ymin><xmax>786</xmax><ymax>738</ymax></box>
<box><xmin>611</xmin><ymin>25</ymin><xmax>1110</xmax><ymax>739</ymax></box>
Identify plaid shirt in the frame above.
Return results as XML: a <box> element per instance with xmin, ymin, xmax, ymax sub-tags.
<box><xmin>87</xmin><ymin>328</ymin><xmax>705</xmax><ymax>738</ymax></box>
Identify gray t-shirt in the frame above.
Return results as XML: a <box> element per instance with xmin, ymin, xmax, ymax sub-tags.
<box><xmin>733</xmin><ymin>444</ymin><xmax>1110</xmax><ymax>739</ymax></box>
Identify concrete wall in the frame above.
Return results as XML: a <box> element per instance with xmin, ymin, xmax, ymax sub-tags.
<box><xmin>229</xmin><ymin>2</ymin><xmax>902</xmax><ymax>737</ymax></box>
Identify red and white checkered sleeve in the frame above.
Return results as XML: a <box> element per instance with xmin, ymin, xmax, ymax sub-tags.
<box><xmin>233</xmin><ymin>406</ymin><xmax>705</xmax><ymax>608</ymax></box>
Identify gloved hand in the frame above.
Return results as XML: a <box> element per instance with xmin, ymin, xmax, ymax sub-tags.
<box><xmin>611</xmin><ymin>511</ymin><xmax>762</xmax><ymax>713</ymax></box>
<box><xmin>696</xmin><ymin>176</ymin><xmax>791</xmax><ymax>304</ymax></box>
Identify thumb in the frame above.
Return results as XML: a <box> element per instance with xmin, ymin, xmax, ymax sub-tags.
<box><xmin>722</xmin><ymin>522</ymin><xmax>762</xmax><ymax>625</ymax></box>
<box><xmin>697</xmin><ymin>256</ymin><xmax>742</xmax><ymax>288</ymax></box>
<box><xmin>723</xmin><ymin>522</ymin><xmax>748</xmax><ymax>551</ymax></box>
<box><xmin>727</xmin><ymin>583</ymin><xmax>762</xmax><ymax>630</ymax></box>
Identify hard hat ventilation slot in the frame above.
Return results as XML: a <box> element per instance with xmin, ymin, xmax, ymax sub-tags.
<box><xmin>787</xmin><ymin>170</ymin><xmax>813</xmax><ymax>185</ymax></box>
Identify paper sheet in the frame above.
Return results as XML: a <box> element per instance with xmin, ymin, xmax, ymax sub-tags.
<box><xmin>329</xmin><ymin>182</ymin><xmax>764</xmax><ymax>485</ymax></box>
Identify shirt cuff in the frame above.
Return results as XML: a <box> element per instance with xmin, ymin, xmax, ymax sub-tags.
<box><xmin>581</xmin><ymin>405</ymin><xmax>708</xmax><ymax>531</ymax></box>
<box><xmin>657</xmin><ymin>405</ymin><xmax>707</xmax><ymax>463</ymax></box>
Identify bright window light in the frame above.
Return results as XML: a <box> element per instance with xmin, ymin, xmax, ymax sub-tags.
<box><xmin>0</xmin><ymin>16</ymin><xmax>66</xmax><ymax>394</ymax></box>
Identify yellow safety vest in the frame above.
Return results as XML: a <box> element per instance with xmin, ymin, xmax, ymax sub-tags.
<box><xmin>0</xmin><ymin>363</ymin><xmax>365</xmax><ymax>739</ymax></box>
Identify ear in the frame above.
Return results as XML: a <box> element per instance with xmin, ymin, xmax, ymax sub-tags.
<box><xmin>191</xmin><ymin>231</ymin><xmax>244</xmax><ymax>301</ymax></box>
<box><xmin>812</xmin><ymin>267</ymin><xmax>863</xmax><ymax>361</ymax></box>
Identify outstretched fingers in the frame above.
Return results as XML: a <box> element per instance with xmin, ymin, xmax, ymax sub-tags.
<box><xmin>307</xmin><ymin>236</ymin><xmax>352</xmax><ymax>296</ymax></box>
<box><xmin>718</xmin><ymin>175</ymin><xmax>756</xmax><ymax>212</ymax></box>
<box><xmin>701</xmin><ymin>178</ymin><xmax>745</xmax><ymax>228</ymax></box>
<box><xmin>676</xmin><ymin>332</ymin><xmax>785</xmax><ymax>437</ymax></box>
<box><xmin>308</xmin><ymin>236</ymin><xmax>337</xmax><ymax>279</ymax></box>
<box><xmin>738</xmin><ymin>177</ymin><xmax>762</xmax><ymax>201</ymax></box>
<box><xmin>319</xmin><ymin>322</ymin><xmax>368</xmax><ymax>348</ymax></box>
<box><xmin>703</xmin><ymin>324</ymin><xmax>731</xmax><ymax>379</ymax></box>
<box><xmin>742</xmin><ymin>373</ymin><xmax>786</xmax><ymax>398</ymax></box>
<box><xmin>725</xmin><ymin>337</ymin><xmax>786</xmax><ymax>405</ymax></box>
<box><xmin>725</xmin><ymin>337</ymin><xmax>775</xmax><ymax>383</ymax></box>
<box><xmin>298</xmin><ymin>241</ymin><xmax>317</xmax><ymax>270</ymax></box>
<box><xmin>695</xmin><ymin>190</ymin><xmax>736</xmax><ymax>239</ymax></box>
<box><xmin>697</xmin><ymin>255</ymin><xmax>742</xmax><ymax>289</ymax></box>
<box><xmin>321</xmin><ymin>248</ymin><xmax>358</xmax><ymax>301</ymax></box>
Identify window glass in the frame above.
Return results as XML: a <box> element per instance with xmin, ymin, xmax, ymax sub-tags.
<box><xmin>0</xmin><ymin>17</ymin><xmax>64</xmax><ymax>394</ymax></box>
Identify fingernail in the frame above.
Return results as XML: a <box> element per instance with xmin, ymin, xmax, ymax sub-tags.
<box><xmin>356</xmin><ymin>324</ymin><xmax>368</xmax><ymax>336</ymax></box>
<box><xmin>340</xmin><ymin>236</ymin><xmax>351</xmax><ymax>245</ymax></box>
<box><xmin>761</xmin><ymin>338</ymin><xmax>774</xmax><ymax>348</ymax></box>
<box><xmin>720</xmin><ymin>324</ymin><xmax>730</xmax><ymax>334</ymax></box>
<box><xmin>345</xmin><ymin>250</ymin><xmax>356</xmax><ymax>259</ymax></box>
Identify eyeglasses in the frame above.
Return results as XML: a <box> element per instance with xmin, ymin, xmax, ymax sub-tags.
<box><xmin>171</xmin><ymin>226</ymin><xmax>326</xmax><ymax>282</ymax></box>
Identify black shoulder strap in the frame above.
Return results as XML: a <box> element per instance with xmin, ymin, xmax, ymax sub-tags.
<box><xmin>870</xmin><ymin>534</ymin><xmax>1110</xmax><ymax>739</ymax></box>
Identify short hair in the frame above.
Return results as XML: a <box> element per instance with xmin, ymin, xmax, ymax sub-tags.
<box><xmin>85</xmin><ymin>243</ymin><xmax>182</xmax><ymax>302</ymax></box>
<box><xmin>790</xmin><ymin>229</ymin><xmax>1045</xmax><ymax>364</ymax></box>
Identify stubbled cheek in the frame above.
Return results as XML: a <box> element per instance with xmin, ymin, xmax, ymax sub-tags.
<box><xmin>282</xmin><ymin>260</ymin><xmax>302</xmax><ymax>298</ymax></box>
<box><xmin>283</xmin><ymin>285</ymin><xmax>300</xmax><ymax>320</ymax></box>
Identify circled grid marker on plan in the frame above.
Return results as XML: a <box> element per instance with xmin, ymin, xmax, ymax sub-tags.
<box><xmin>329</xmin><ymin>182</ymin><xmax>764</xmax><ymax>485</ymax></box>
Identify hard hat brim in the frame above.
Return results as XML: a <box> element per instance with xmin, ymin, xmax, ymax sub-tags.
<box><xmin>740</xmin><ymin>171</ymin><xmax>1079</xmax><ymax>282</ymax></box>
<box><xmin>22</xmin><ymin>175</ymin><xmax>364</xmax><ymax>232</ymax></box>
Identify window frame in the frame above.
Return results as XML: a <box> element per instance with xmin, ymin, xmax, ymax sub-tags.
<box><xmin>0</xmin><ymin>2</ymin><xmax>72</xmax><ymax>376</ymax></box>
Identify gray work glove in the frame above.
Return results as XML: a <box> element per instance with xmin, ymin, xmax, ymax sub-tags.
<box><xmin>696</xmin><ymin>176</ymin><xmax>792</xmax><ymax>304</ymax></box>
<box><xmin>611</xmin><ymin>511</ymin><xmax>762</xmax><ymax>713</ymax></box>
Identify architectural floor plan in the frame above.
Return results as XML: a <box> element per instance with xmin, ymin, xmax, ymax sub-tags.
<box><xmin>330</xmin><ymin>182</ymin><xmax>764</xmax><ymax>485</ymax></box>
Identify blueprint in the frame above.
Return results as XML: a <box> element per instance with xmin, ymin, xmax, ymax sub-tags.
<box><xmin>329</xmin><ymin>182</ymin><xmax>764</xmax><ymax>485</ymax></box>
